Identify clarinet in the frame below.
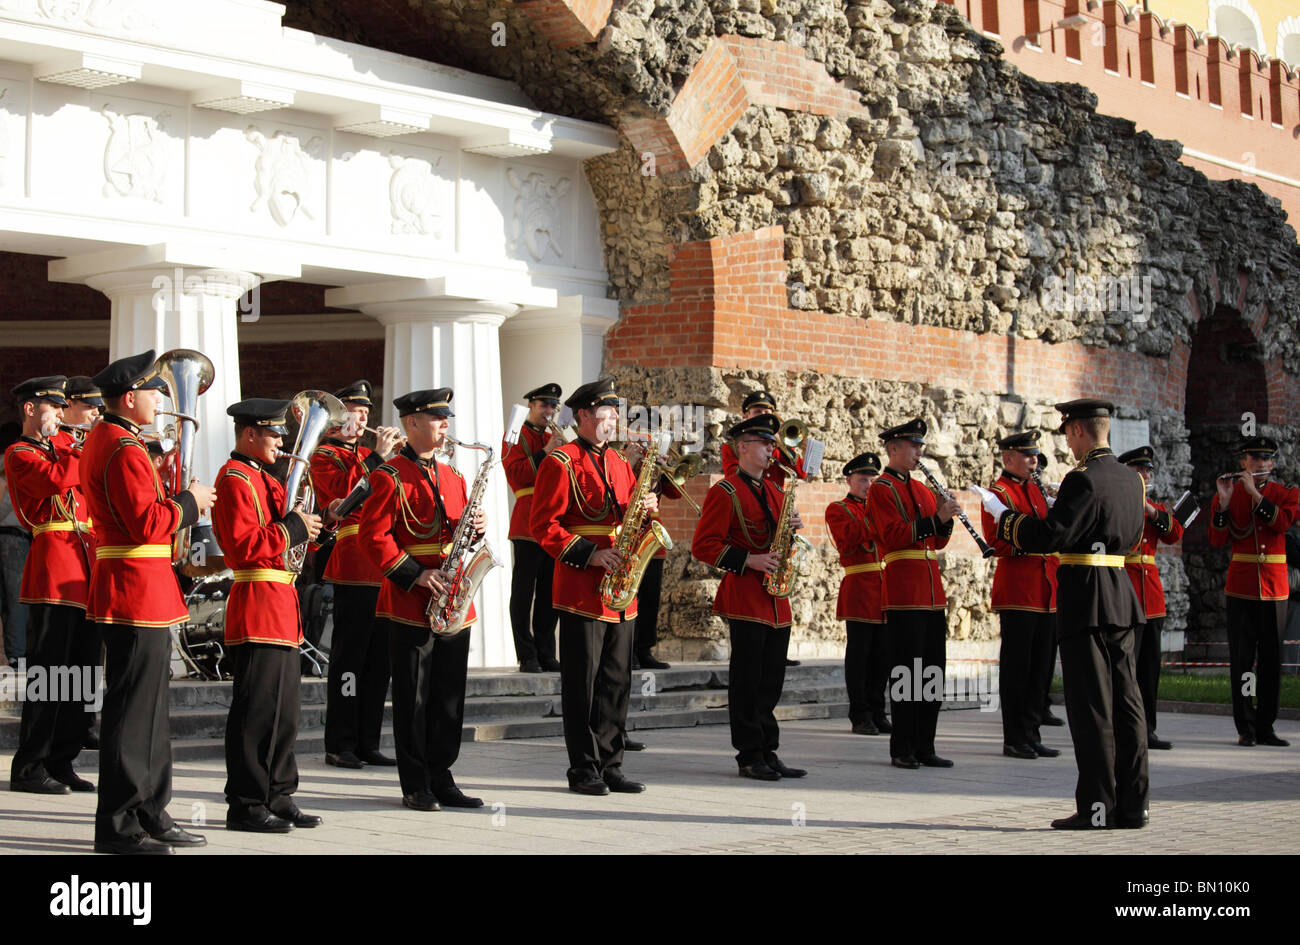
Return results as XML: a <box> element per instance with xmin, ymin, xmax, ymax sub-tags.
<box><xmin>915</xmin><ymin>460</ymin><xmax>996</xmax><ymax>558</ymax></box>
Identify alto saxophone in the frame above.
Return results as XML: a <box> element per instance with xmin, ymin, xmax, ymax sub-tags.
<box><xmin>426</xmin><ymin>439</ymin><xmax>502</xmax><ymax>636</ymax></box>
<box><xmin>763</xmin><ymin>463</ymin><xmax>812</xmax><ymax>598</ymax></box>
<box><xmin>599</xmin><ymin>432</ymin><xmax>673</xmax><ymax>611</ymax></box>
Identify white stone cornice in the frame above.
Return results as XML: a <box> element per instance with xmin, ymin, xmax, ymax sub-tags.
<box><xmin>48</xmin><ymin>242</ymin><xmax>302</xmax><ymax>285</ymax></box>
<box><xmin>192</xmin><ymin>80</ymin><xmax>295</xmax><ymax>114</ymax></box>
<box><xmin>33</xmin><ymin>50</ymin><xmax>140</xmax><ymax>89</ymax></box>
<box><xmin>363</xmin><ymin>299</ymin><xmax>518</xmax><ymax>328</ymax></box>
<box><xmin>326</xmin><ymin>275</ymin><xmax>556</xmax><ymax>312</ymax></box>
<box><xmin>0</xmin><ymin>312</ymin><xmax>389</xmax><ymax>347</ymax></box>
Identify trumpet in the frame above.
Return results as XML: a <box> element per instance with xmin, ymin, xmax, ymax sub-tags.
<box><xmin>58</xmin><ymin>422</ymin><xmax>94</xmax><ymax>443</ymax></box>
<box><xmin>356</xmin><ymin>423</ymin><xmax>408</xmax><ymax>451</ymax></box>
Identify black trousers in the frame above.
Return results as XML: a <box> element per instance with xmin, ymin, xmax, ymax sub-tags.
<box><xmin>509</xmin><ymin>540</ymin><xmax>557</xmax><ymax>664</ymax></box>
<box><xmin>1135</xmin><ymin>616</ymin><xmax>1164</xmax><ymax>736</ymax></box>
<box><xmin>998</xmin><ymin>610</ymin><xmax>1056</xmax><ymax>746</ymax></box>
<box><xmin>94</xmin><ymin>624</ymin><xmax>174</xmax><ymax>843</ymax></box>
<box><xmin>1041</xmin><ymin>637</ymin><xmax>1060</xmax><ymax>717</ymax></box>
<box><xmin>325</xmin><ymin>584</ymin><xmax>389</xmax><ymax>754</ymax></box>
<box><xmin>559</xmin><ymin>613</ymin><xmax>633</xmax><ymax>780</ymax></box>
<box><xmin>634</xmin><ymin>557</ymin><xmax>665</xmax><ymax>654</ymax></box>
<box><xmin>10</xmin><ymin>603</ymin><xmax>99</xmax><ymax>782</ymax></box>
<box><xmin>728</xmin><ymin>619</ymin><xmax>790</xmax><ymax>766</ymax></box>
<box><xmin>844</xmin><ymin>620</ymin><xmax>889</xmax><ymax>725</ymax></box>
<box><xmin>1058</xmin><ymin>625</ymin><xmax>1149</xmax><ymax>820</ymax></box>
<box><xmin>886</xmin><ymin>609</ymin><xmax>946</xmax><ymax>760</ymax></box>
<box><xmin>224</xmin><ymin>643</ymin><xmax>300</xmax><ymax>816</ymax></box>
<box><xmin>386</xmin><ymin>620</ymin><xmax>470</xmax><ymax>795</ymax></box>
<box><xmin>1226</xmin><ymin>597</ymin><xmax>1287</xmax><ymax>738</ymax></box>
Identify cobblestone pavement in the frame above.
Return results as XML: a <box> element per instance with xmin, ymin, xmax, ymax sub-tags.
<box><xmin>1</xmin><ymin>707</ymin><xmax>1295</xmax><ymax>854</ymax></box>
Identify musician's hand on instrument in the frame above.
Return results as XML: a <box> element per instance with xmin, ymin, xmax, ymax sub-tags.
<box><xmin>1240</xmin><ymin>470</ymin><xmax>1262</xmax><ymax>501</ymax></box>
<box><xmin>937</xmin><ymin>497</ymin><xmax>962</xmax><ymax>523</ymax></box>
<box><xmin>790</xmin><ymin>509</ymin><xmax>805</xmax><ymax>530</ymax></box>
<box><xmin>324</xmin><ymin>498</ymin><xmax>344</xmax><ymax>523</ymax></box>
<box><xmin>590</xmin><ymin>548</ymin><xmax>620</xmax><ymax>571</ymax></box>
<box><xmin>624</xmin><ymin>442</ymin><xmax>647</xmax><ymax>466</ymax></box>
<box><xmin>544</xmin><ymin>433</ymin><xmax>566</xmax><ymax>453</ymax></box>
<box><xmin>187</xmin><ymin>480</ymin><xmax>218</xmax><ymax>513</ymax></box>
<box><xmin>641</xmin><ymin>492</ymin><xmax>659</xmax><ymax>515</ymax></box>
<box><xmin>416</xmin><ymin>569</ymin><xmax>450</xmax><ymax>593</ymax></box>
<box><xmin>471</xmin><ymin>509</ymin><xmax>487</xmax><ymax>537</ymax></box>
<box><xmin>1215</xmin><ymin>473</ymin><xmax>1236</xmax><ymax>505</ymax></box>
<box><xmin>298</xmin><ymin>511</ymin><xmax>324</xmax><ymax>541</ymax></box>
<box><xmin>969</xmin><ymin>486</ymin><xmax>1007</xmax><ymax>519</ymax></box>
<box><xmin>375</xmin><ymin>425</ymin><xmax>403</xmax><ymax>459</ymax></box>
<box><xmin>746</xmin><ymin>552</ymin><xmax>779</xmax><ymax>575</ymax></box>
<box><xmin>1144</xmin><ymin>500</ymin><xmax>1159</xmax><ymax>520</ymax></box>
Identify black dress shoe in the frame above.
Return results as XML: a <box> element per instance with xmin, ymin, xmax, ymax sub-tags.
<box><xmin>738</xmin><ymin>762</ymin><xmax>781</xmax><ymax>781</ymax></box>
<box><xmin>11</xmin><ymin>776</ymin><xmax>71</xmax><ymax>795</ymax></box>
<box><xmin>1030</xmin><ymin>742</ymin><xmax>1061</xmax><ymax>758</ymax></box>
<box><xmin>1003</xmin><ymin>743</ymin><xmax>1037</xmax><ymax>759</ymax></box>
<box><xmin>519</xmin><ymin>659</ymin><xmax>543</xmax><ymax>674</ymax></box>
<box><xmin>227</xmin><ymin>809</ymin><xmax>294</xmax><ymax>833</ymax></box>
<box><xmin>636</xmin><ymin>652</ymin><xmax>671</xmax><ymax>670</ymax></box>
<box><xmin>851</xmin><ymin>720</ymin><xmax>879</xmax><ymax>735</ymax></box>
<box><xmin>539</xmin><ymin>656</ymin><xmax>562</xmax><ymax>672</ymax></box>
<box><xmin>1051</xmin><ymin>812</ymin><xmax>1109</xmax><ymax>830</ymax></box>
<box><xmin>1041</xmin><ymin>710</ymin><xmax>1066</xmax><ymax>727</ymax></box>
<box><xmin>1111</xmin><ymin>810</ymin><xmax>1149</xmax><ymax>829</ymax></box>
<box><xmin>358</xmin><ymin>749</ymin><xmax>396</xmax><ymax>766</ymax></box>
<box><xmin>603</xmin><ymin>772</ymin><xmax>647</xmax><ymax>793</ymax></box>
<box><xmin>48</xmin><ymin>769</ymin><xmax>96</xmax><ymax>792</ymax></box>
<box><xmin>785</xmin><ymin>658</ymin><xmax>801</xmax><ymax>667</ymax></box>
<box><xmin>83</xmin><ymin>731</ymin><xmax>100</xmax><ymax>750</ymax></box>
<box><xmin>151</xmin><ymin>825</ymin><xmax>207</xmax><ymax>846</ymax></box>
<box><xmin>432</xmin><ymin>774</ymin><xmax>484</xmax><ymax>808</ymax></box>
<box><xmin>1257</xmin><ymin>732</ymin><xmax>1290</xmax><ymax>747</ymax></box>
<box><xmin>891</xmin><ymin>756</ymin><xmax>920</xmax><ymax>770</ymax></box>
<box><xmin>624</xmin><ymin>738</ymin><xmax>646</xmax><ymax>751</ymax></box>
<box><xmin>1238</xmin><ymin>734</ymin><xmax>1256</xmax><ymax>747</ymax></box>
<box><xmin>325</xmin><ymin>750</ymin><xmax>364</xmax><ymax>769</ymax></box>
<box><xmin>629</xmin><ymin>653</ymin><xmax>640</xmax><ymax>670</ymax></box>
<box><xmin>766</xmin><ymin>756</ymin><xmax>807</xmax><ymax>778</ymax></box>
<box><xmin>873</xmin><ymin>717</ymin><xmax>893</xmax><ymax>734</ymax></box>
<box><xmin>273</xmin><ymin>805</ymin><xmax>324</xmax><ymax>827</ymax></box>
<box><xmin>1148</xmin><ymin>734</ymin><xmax>1174</xmax><ymax>750</ymax></box>
<box><xmin>569</xmin><ymin>775</ymin><xmax>611</xmax><ymax>796</ymax></box>
<box><xmin>917</xmin><ymin>754</ymin><xmax>954</xmax><ymax>768</ymax></box>
<box><xmin>402</xmin><ymin>791</ymin><xmax>441</xmax><ymax>811</ymax></box>
<box><xmin>94</xmin><ymin>835</ymin><xmax>174</xmax><ymax>855</ymax></box>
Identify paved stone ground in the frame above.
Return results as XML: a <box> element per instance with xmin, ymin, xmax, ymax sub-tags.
<box><xmin>1</xmin><ymin>707</ymin><xmax>1295</xmax><ymax>855</ymax></box>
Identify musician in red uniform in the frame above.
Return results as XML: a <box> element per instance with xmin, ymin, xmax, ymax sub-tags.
<box><xmin>530</xmin><ymin>377</ymin><xmax>657</xmax><ymax>796</ymax></box>
<box><xmin>359</xmin><ymin>387</ymin><xmax>486</xmax><ymax>811</ymax></box>
<box><xmin>503</xmin><ymin>383</ymin><xmax>564</xmax><ymax>673</ymax></box>
<box><xmin>979</xmin><ymin>430</ymin><xmax>1061</xmax><ymax>761</ymax></box>
<box><xmin>60</xmin><ymin>376</ymin><xmax>104</xmax><ymax>444</ymax></box>
<box><xmin>213</xmin><ymin>399</ymin><xmax>323</xmax><ymax>832</ymax></box>
<box><xmin>1117</xmin><ymin>446</ymin><xmax>1184</xmax><ymax>751</ymax></box>
<box><xmin>720</xmin><ymin>390</ymin><xmax>807</xmax><ymax>487</ymax></box>
<box><xmin>826</xmin><ymin>451</ymin><xmax>891</xmax><ymax>736</ymax></box>
<box><xmin>5</xmin><ymin>376</ymin><xmax>97</xmax><ymax>795</ymax></box>
<box><xmin>312</xmin><ymin>379</ymin><xmax>402</xmax><ymax>769</ymax></box>
<box><xmin>82</xmin><ymin>350</ymin><xmax>214</xmax><ymax>855</ymax></box>
<box><xmin>1209</xmin><ymin>435</ymin><xmax>1298</xmax><ymax>747</ymax></box>
<box><xmin>692</xmin><ymin>413</ymin><xmax>807</xmax><ymax>781</ymax></box>
<box><xmin>868</xmin><ymin>418</ymin><xmax>960</xmax><ymax>770</ymax></box>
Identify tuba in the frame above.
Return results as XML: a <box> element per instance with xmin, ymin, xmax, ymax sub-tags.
<box><xmin>600</xmin><ymin>431</ymin><xmax>673</xmax><ymax>611</ymax></box>
<box><xmin>280</xmin><ymin>390</ymin><xmax>350</xmax><ymax>573</ymax></box>
<box><xmin>153</xmin><ymin>349</ymin><xmax>215</xmax><ymax>574</ymax></box>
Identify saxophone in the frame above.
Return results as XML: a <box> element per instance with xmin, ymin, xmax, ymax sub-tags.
<box><xmin>763</xmin><ymin>462</ymin><xmax>812</xmax><ymax>598</ymax></box>
<box><xmin>426</xmin><ymin>438</ymin><xmax>502</xmax><ymax>636</ymax></box>
<box><xmin>599</xmin><ymin>432</ymin><xmax>673</xmax><ymax>611</ymax></box>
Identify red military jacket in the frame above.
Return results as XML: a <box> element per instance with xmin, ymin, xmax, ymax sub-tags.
<box><xmin>311</xmin><ymin>438</ymin><xmax>384</xmax><ymax>586</ymax></box>
<box><xmin>691</xmin><ymin>471</ymin><xmax>793</xmax><ymax>629</ymax></box>
<box><xmin>979</xmin><ymin>473</ymin><xmax>1058</xmax><ymax>613</ymax></box>
<box><xmin>868</xmin><ymin>467</ymin><xmax>952</xmax><ymax>611</ymax></box>
<box><xmin>721</xmin><ymin>441</ymin><xmax>805</xmax><ymax>488</ymax></box>
<box><xmin>530</xmin><ymin>437</ymin><xmax>639</xmax><ymax>623</ymax></box>
<box><xmin>503</xmin><ymin>421</ymin><xmax>549</xmax><ymax>542</ymax></box>
<box><xmin>360</xmin><ymin>446</ymin><xmax>476</xmax><ymax>630</ymax></box>
<box><xmin>1209</xmin><ymin>478</ymin><xmax>1299</xmax><ymax>601</ymax></box>
<box><xmin>825</xmin><ymin>494</ymin><xmax>884</xmax><ymax>623</ymax></box>
<box><xmin>82</xmin><ymin>414</ymin><xmax>194</xmax><ymax>627</ymax></box>
<box><xmin>212</xmin><ymin>454</ymin><xmax>305</xmax><ymax>647</ymax></box>
<box><xmin>3</xmin><ymin>434</ymin><xmax>92</xmax><ymax>608</ymax></box>
<box><xmin>1124</xmin><ymin>500</ymin><xmax>1184</xmax><ymax>618</ymax></box>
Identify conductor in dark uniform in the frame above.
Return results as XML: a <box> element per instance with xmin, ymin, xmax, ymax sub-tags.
<box><xmin>979</xmin><ymin>399</ymin><xmax>1148</xmax><ymax>829</ymax></box>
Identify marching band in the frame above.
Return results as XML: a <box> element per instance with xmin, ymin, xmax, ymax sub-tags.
<box><xmin>2</xmin><ymin>349</ymin><xmax>1297</xmax><ymax>851</ymax></box>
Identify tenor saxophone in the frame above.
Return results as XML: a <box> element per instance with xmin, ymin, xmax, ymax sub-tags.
<box><xmin>763</xmin><ymin>463</ymin><xmax>812</xmax><ymax>598</ymax></box>
<box><xmin>599</xmin><ymin>432</ymin><xmax>673</xmax><ymax>610</ymax></box>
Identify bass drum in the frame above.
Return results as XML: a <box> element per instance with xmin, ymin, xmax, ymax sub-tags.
<box><xmin>172</xmin><ymin>570</ymin><xmax>233</xmax><ymax>680</ymax></box>
<box><xmin>178</xmin><ymin>522</ymin><xmax>226</xmax><ymax>578</ymax></box>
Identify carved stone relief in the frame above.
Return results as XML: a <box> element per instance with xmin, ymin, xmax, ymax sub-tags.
<box><xmin>507</xmin><ymin>167</ymin><xmax>570</xmax><ymax>262</ymax></box>
<box><xmin>246</xmin><ymin>126</ymin><xmax>321</xmax><ymax>227</ymax></box>
<box><xmin>388</xmin><ymin>152</ymin><xmax>444</xmax><ymax>237</ymax></box>
<box><xmin>101</xmin><ymin>103</ymin><xmax>167</xmax><ymax>201</ymax></box>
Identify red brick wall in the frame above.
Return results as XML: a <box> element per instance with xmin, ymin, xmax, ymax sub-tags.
<box><xmin>0</xmin><ymin>253</ymin><xmax>108</xmax><ymax>322</ymax></box>
<box><xmin>0</xmin><ymin>347</ymin><xmax>110</xmax><ymax>427</ymax></box>
<box><xmin>238</xmin><ymin>340</ymin><xmax>386</xmax><ymax>402</ymax></box>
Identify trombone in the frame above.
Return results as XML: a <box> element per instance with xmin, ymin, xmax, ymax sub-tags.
<box><xmin>655</xmin><ymin>449</ymin><xmax>704</xmax><ymax>515</ymax></box>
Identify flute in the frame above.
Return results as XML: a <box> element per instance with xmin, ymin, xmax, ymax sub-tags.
<box><xmin>915</xmin><ymin>460</ymin><xmax>996</xmax><ymax>558</ymax></box>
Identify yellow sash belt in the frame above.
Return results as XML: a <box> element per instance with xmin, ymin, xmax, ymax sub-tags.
<box><xmin>844</xmin><ymin>562</ymin><xmax>884</xmax><ymax>574</ymax></box>
<box><xmin>1058</xmin><ymin>553</ymin><xmax>1126</xmax><ymax>567</ymax></box>
<box><xmin>1231</xmin><ymin>553</ymin><xmax>1286</xmax><ymax>565</ymax></box>
<box><xmin>883</xmin><ymin>549</ymin><xmax>937</xmax><ymax>565</ymax></box>
<box><xmin>232</xmin><ymin>568</ymin><xmax>296</xmax><ymax>585</ymax></box>
<box><xmin>96</xmin><ymin>544</ymin><xmax>170</xmax><ymax>560</ymax></box>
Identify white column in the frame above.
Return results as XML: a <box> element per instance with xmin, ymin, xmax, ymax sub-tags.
<box><xmin>363</xmin><ymin>299</ymin><xmax>519</xmax><ymax>669</ymax></box>
<box><xmin>85</xmin><ymin>268</ymin><xmax>257</xmax><ymax>486</ymax></box>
